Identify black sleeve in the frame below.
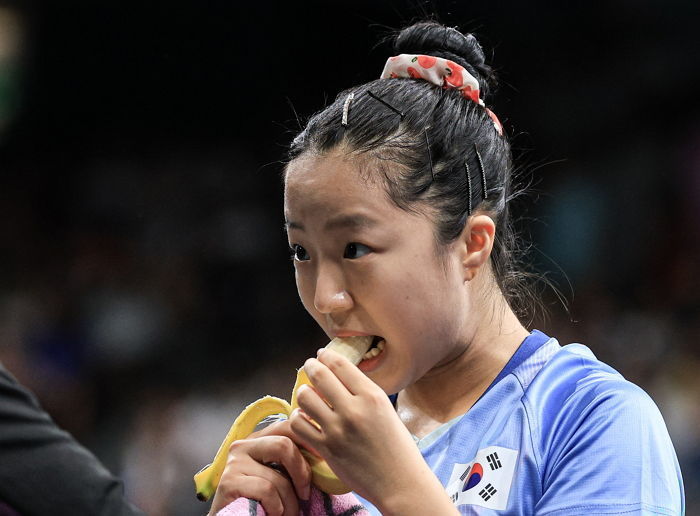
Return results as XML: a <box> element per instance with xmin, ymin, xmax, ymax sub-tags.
<box><xmin>0</xmin><ymin>363</ymin><xmax>145</xmax><ymax>516</ymax></box>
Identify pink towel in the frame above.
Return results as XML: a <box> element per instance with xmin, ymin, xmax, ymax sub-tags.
<box><xmin>216</xmin><ymin>486</ymin><xmax>369</xmax><ymax>516</ymax></box>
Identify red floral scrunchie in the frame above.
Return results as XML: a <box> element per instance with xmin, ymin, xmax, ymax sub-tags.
<box><xmin>380</xmin><ymin>54</ymin><xmax>503</xmax><ymax>136</ymax></box>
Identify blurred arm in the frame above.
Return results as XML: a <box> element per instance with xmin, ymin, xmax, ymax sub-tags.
<box><xmin>0</xmin><ymin>362</ymin><xmax>144</xmax><ymax>515</ymax></box>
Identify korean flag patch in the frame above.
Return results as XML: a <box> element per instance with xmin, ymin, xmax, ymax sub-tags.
<box><xmin>446</xmin><ymin>446</ymin><xmax>518</xmax><ymax>510</ymax></box>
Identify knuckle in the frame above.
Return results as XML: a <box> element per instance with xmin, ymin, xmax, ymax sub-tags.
<box><xmin>344</xmin><ymin>404</ymin><xmax>362</xmax><ymax>423</ymax></box>
<box><xmin>260</xmin><ymin>479</ymin><xmax>277</xmax><ymax>499</ymax></box>
<box><xmin>296</xmin><ymin>385</ymin><xmax>311</xmax><ymax>402</ymax></box>
<box><xmin>289</xmin><ymin>414</ymin><xmax>306</xmax><ymax>435</ymax></box>
<box><xmin>276</xmin><ymin>435</ymin><xmax>295</xmax><ymax>455</ymax></box>
<box><xmin>228</xmin><ymin>438</ymin><xmax>248</xmax><ymax>455</ymax></box>
<box><xmin>259</xmin><ymin>484</ymin><xmax>284</xmax><ymax>516</ymax></box>
<box><xmin>270</xmin><ymin>435</ymin><xmax>294</xmax><ymax>455</ymax></box>
<box><xmin>366</xmin><ymin>390</ymin><xmax>386</xmax><ymax>408</ymax></box>
<box><xmin>225</xmin><ymin>454</ymin><xmax>239</xmax><ymax>470</ymax></box>
<box><xmin>289</xmin><ymin>411</ymin><xmax>302</xmax><ymax>428</ymax></box>
<box><xmin>325</xmin><ymin>354</ymin><xmax>344</xmax><ymax>369</ymax></box>
<box><xmin>217</xmin><ymin>469</ymin><xmax>242</xmax><ymax>498</ymax></box>
<box><xmin>303</xmin><ymin>360</ymin><xmax>323</xmax><ymax>381</ymax></box>
<box><xmin>222</xmin><ymin>481</ymin><xmax>240</xmax><ymax>501</ymax></box>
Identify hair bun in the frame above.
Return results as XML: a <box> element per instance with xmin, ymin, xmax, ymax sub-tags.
<box><xmin>393</xmin><ymin>22</ymin><xmax>497</xmax><ymax>99</ymax></box>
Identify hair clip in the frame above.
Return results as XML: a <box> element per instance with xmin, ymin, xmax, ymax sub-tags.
<box><xmin>464</xmin><ymin>161</ymin><xmax>472</xmax><ymax>214</ymax></box>
<box><xmin>474</xmin><ymin>143</ymin><xmax>488</xmax><ymax>199</ymax></box>
<box><xmin>341</xmin><ymin>92</ymin><xmax>354</xmax><ymax>127</ymax></box>
<box><xmin>367</xmin><ymin>90</ymin><xmax>405</xmax><ymax>119</ymax></box>
<box><xmin>425</xmin><ymin>129</ymin><xmax>435</xmax><ymax>181</ymax></box>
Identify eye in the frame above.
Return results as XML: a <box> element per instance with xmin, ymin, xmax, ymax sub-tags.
<box><xmin>289</xmin><ymin>244</ymin><xmax>310</xmax><ymax>262</ymax></box>
<box><xmin>343</xmin><ymin>242</ymin><xmax>371</xmax><ymax>259</ymax></box>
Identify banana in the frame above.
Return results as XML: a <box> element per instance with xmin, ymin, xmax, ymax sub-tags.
<box><xmin>194</xmin><ymin>335</ymin><xmax>374</xmax><ymax>502</ymax></box>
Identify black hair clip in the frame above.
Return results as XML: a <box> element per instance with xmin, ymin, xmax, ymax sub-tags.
<box><xmin>367</xmin><ymin>90</ymin><xmax>405</xmax><ymax>119</ymax></box>
<box><xmin>425</xmin><ymin>129</ymin><xmax>435</xmax><ymax>181</ymax></box>
<box><xmin>474</xmin><ymin>143</ymin><xmax>488</xmax><ymax>200</ymax></box>
<box><xmin>465</xmin><ymin>161</ymin><xmax>473</xmax><ymax>214</ymax></box>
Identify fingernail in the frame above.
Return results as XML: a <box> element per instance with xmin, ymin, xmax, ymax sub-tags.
<box><xmin>316</xmin><ymin>347</ymin><xmax>325</xmax><ymax>356</ymax></box>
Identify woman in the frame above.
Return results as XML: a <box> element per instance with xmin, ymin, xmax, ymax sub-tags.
<box><xmin>210</xmin><ymin>21</ymin><xmax>685</xmax><ymax>515</ymax></box>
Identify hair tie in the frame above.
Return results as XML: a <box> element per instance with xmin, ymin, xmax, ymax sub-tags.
<box><xmin>380</xmin><ymin>54</ymin><xmax>503</xmax><ymax>136</ymax></box>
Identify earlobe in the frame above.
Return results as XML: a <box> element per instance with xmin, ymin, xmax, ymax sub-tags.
<box><xmin>463</xmin><ymin>267</ymin><xmax>476</xmax><ymax>282</ymax></box>
<box><xmin>461</xmin><ymin>214</ymin><xmax>496</xmax><ymax>279</ymax></box>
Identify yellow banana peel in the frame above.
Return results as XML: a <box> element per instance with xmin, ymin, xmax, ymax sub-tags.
<box><xmin>194</xmin><ymin>336</ymin><xmax>373</xmax><ymax>502</ymax></box>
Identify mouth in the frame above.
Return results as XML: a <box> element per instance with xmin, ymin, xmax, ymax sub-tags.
<box><xmin>361</xmin><ymin>335</ymin><xmax>386</xmax><ymax>362</ymax></box>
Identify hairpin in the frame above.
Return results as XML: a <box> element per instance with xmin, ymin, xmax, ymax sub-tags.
<box><xmin>465</xmin><ymin>161</ymin><xmax>472</xmax><ymax>214</ymax></box>
<box><xmin>425</xmin><ymin>129</ymin><xmax>435</xmax><ymax>181</ymax></box>
<box><xmin>474</xmin><ymin>143</ymin><xmax>488</xmax><ymax>199</ymax></box>
<box><xmin>341</xmin><ymin>92</ymin><xmax>354</xmax><ymax>127</ymax></box>
<box><xmin>367</xmin><ymin>90</ymin><xmax>405</xmax><ymax>119</ymax></box>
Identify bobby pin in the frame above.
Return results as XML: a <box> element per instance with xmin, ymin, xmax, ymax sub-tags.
<box><xmin>341</xmin><ymin>92</ymin><xmax>354</xmax><ymax>127</ymax></box>
<box><xmin>425</xmin><ymin>129</ymin><xmax>435</xmax><ymax>181</ymax></box>
<box><xmin>474</xmin><ymin>143</ymin><xmax>488</xmax><ymax>199</ymax></box>
<box><xmin>465</xmin><ymin>161</ymin><xmax>473</xmax><ymax>214</ymax></box>
<box><xmin>367</xmin><ymin>90</ymin><xmax>405</xmax><ymax>119</ymax></box>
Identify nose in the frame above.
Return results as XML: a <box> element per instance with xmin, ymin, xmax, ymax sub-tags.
<box><xmin>313</xmin><ymin>264</ymin><xmax>353</xmax><ymax>314</ymax></box>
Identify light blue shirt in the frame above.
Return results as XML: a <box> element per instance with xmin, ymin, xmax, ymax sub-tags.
<box><xmin>357</xmin><ymin>334</ymin><xmax>685</xmax><ymax>514</ymax></box>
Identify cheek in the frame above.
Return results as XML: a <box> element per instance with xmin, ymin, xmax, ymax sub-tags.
<box><xmin>295</xmin><ymin>268</ymin><xmax>317</xmax><ymax>316</ymax></box>
<box><xmin>360</xmin><ymin>267</ymin><xmax>434</xmax><ymax>329</ymax></box>
<box><xmin>384</xmin><ymin>268</ymin><xmax>458</xmax><ymax>337</ymax></box>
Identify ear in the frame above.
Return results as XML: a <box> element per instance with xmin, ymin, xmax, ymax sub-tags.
<box><xmin>459</xmin><ymin>214</ymin><xmax>496</xmax><ymax>281</ymax></box>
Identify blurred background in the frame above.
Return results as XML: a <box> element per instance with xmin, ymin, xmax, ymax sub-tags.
<box><xmin>0</xmin><ymin>1</ymin><xmax>698</xmax><ymax>514</ymax></box>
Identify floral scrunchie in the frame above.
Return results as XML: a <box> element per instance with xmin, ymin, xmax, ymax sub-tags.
<box><xmin>380</xmin><ymin>54</ymin><xmax>503</xmax><ymax>135</ymax></box>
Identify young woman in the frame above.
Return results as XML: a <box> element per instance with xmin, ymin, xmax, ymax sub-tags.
<box><xmin>210</xmin><ymin>22</ymin><xmax>685</xmax><ymax>515</ymax></box>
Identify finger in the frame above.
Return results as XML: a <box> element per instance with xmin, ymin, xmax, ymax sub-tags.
<box><xmin>317</xmin><ymin>348</ymin><xmax>375</xmax><ymax>394</ymax></box>
<box><xmin>303</xmin><ymin>355</ymin><xmax>356</xmax><ymax>409</ymax></box>
<box><xmin>289</xmin><ymin>407</ymin><xmax>326</xmax><ymax>453</ymax></box>
<box><xmin>251</xmin><ymin>419</ymin><xmax>294</xmax><ymax>439</ymax></box>
<box><xmin>234</xmin><ymin>436</ymin><xmax>312</xmax><ymax>501</ymax></box>
<box><xmin>295</xmin><ymin>383</ymin><xmax>335</xmax><ymax>426</ymax></box>
<box><xmin>243</xmin><ymin>461</ymin><xmax>300</xmax><ymax>516</ymax></box>
<box><xmin>249</xmin><ymin>418</ymin><xmax>322</xmax><ymax>467</ymax></box>
<box><xmin>306</xmin><ymin>348</ymin><xmax>375</xmax><ymax>407</ymax></box>
<box><xmin>214</xmin><ymin>472</ymin><xmax>289</xmax><ymax>516</ymax></box>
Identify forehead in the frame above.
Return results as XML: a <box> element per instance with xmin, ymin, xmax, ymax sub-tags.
<box><xmin>284</xmin><ymin>152</ymin><xmax>394</xmax><ymax>222</ymax></box>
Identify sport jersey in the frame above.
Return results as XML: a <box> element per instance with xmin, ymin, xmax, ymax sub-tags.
<box><xmin>356</xmin><ymin>331</ymin><xmax>685</xmax><ymax>515</ymax></box>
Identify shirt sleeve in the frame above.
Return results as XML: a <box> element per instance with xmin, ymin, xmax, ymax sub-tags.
<box><xmin>533</xmin><ymin>371</ymin><xmax>684</xmax><ymax>515</ymax></box>
<box><xmin>0</xmin><ymin>363</ymin><xmax>144</xmax><ymax>515</ymax></box>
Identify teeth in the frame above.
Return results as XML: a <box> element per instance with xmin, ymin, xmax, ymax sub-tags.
<box><xmin>362</xmin><ymin>339</ymin><xmax>385</xmax><ymax>360</ymax></box>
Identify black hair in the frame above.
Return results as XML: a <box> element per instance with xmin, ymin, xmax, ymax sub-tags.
<box><xmin>287</xmin><ymin>21</ymin><xmax>540</xmax><ymax>325</ymax></box>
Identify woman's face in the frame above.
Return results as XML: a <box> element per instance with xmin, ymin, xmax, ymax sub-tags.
<box><xmin>284</xmin><ymin>151</ymin><xmax>472</xmax><ymax>394</ymax></box>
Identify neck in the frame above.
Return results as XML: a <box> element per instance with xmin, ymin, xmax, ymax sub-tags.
<box><xmin>397</xmin><ymin>294</ymin><xmax>529</xmax><ymax>438</ymax></box>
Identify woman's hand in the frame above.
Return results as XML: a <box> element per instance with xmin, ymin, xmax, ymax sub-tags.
<box><xmin>289</xmin><ymin>348</ymin><xmax>458</xmax><ymax>515</ymax></box>
<box><xmin>208</xmin><ymin>420</ymin><xmax>312</xmax><ymax>516</ymax></box>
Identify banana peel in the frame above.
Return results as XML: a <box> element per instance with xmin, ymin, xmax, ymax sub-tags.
<box><xmin>194</xmin><ymin>336</ymin><xmax>373</xmax><ymax>502</ymax></box>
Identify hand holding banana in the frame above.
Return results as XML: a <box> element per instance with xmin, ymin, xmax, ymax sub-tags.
<box><xmin>193</xmin><ymin>336</ymin><xmax>374</xmax><ymax>502</ymax></box>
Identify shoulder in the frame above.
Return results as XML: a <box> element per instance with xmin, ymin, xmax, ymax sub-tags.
<box><xmin>520</xmin><ymin>343</ymin><xmax>684</xmax><ymax>513</ymax></box>
<box><xmin>523</xmin><ymin>343</ymin><xmax>672</xmax><ymax>447</ymax></box>
<box><xmin>522</xmin><ymin>342</ymin><xmax>655</xmax><ymax>416</ymax></box>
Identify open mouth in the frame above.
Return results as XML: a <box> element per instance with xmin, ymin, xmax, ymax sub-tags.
<box><xmin>362</xmin><ymin>335</ymin><xmax>386</xmax><ymax>361</ymax></box>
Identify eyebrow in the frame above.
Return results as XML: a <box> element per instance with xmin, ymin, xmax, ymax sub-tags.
<box><xmin>284</xmin><ymin>213</ymin><xmax>379</xmax><ymax>232</ymax></box>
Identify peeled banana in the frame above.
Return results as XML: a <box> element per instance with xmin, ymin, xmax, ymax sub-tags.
<box><xmin>194</xmin><ymin>335</ymin><xmax>374</xmax><ymax>502</ymax></box>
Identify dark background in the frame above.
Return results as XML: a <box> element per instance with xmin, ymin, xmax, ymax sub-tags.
<box><xmin>0</xmin><ymin>1</ymin><xmax>698</xmax><ymax>513</ymax></box>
